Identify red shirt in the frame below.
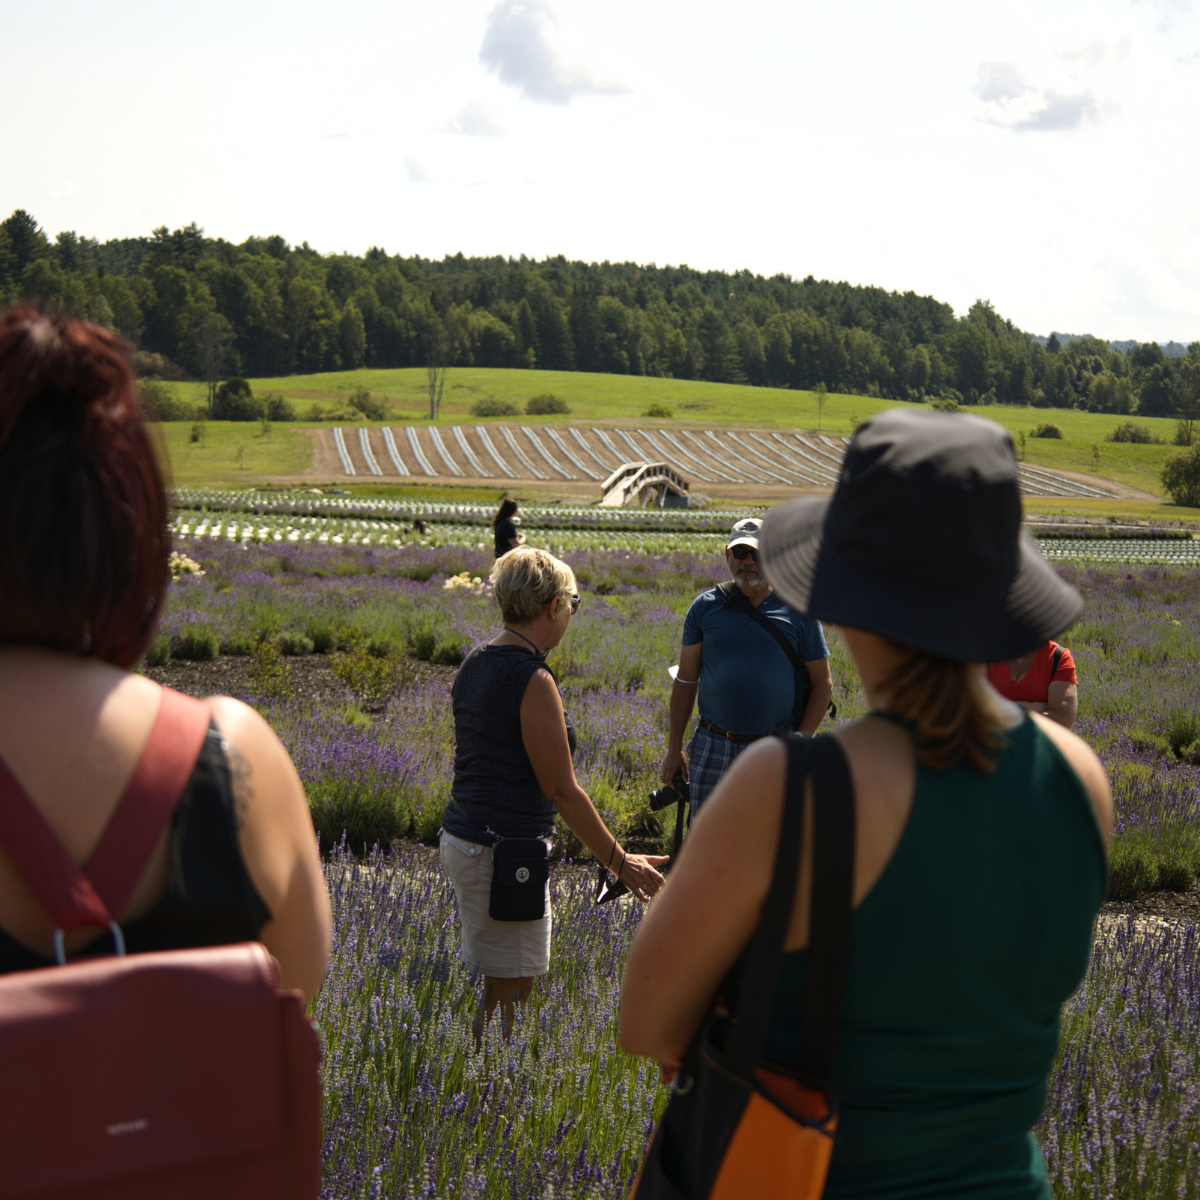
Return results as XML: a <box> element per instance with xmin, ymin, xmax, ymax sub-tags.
<box><xmin>987</xmin><ymin>641</ymin><xmax>1077</xmax><ymax>704</ymax></box>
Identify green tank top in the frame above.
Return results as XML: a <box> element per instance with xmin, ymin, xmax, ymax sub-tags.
<box><xmin>729</xmin><ymin>716</ymin><xmax>1107</xmax><ymax>1200</ymax></box>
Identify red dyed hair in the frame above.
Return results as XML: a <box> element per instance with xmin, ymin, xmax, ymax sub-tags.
<box><xmin>0</xmin><ymin>305</ymin><xmax>169</xmax><ymax>668</ymax></box>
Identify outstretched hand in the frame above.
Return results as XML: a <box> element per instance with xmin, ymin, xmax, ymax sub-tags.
<box><xmin>620</xmin><ymin>853</ymin><xmax>670</xmax><ymax>902</ymax></box>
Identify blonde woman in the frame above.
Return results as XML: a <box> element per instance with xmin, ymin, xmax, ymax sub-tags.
<box><xmin>441</xmin><ymin>547</ymin><xmax>667</xmax><ymax>1047</ymax></box>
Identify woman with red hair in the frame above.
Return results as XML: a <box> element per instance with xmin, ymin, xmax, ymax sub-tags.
<box><xmin>0</xmin><ymin>305</ymin><xmax>330</xmax><ymax>997</ymax></box>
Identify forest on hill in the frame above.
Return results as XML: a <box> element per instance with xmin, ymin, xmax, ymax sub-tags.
<box><xmin>1</xmin><ymin>209</ymin><xmax>1197</xmax><ymax>419</ymax></box>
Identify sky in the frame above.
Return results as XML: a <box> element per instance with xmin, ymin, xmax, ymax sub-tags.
<box><xmin>3</xmin><ymin>0</ymin><xmax>1199</xmax><ymax>343</ymax></box>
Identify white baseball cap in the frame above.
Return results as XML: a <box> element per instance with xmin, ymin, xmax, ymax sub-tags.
<box><xmin>727</xmin><ymin>518</ymin><xmax>762</xmax><ymax>550</ymax></box>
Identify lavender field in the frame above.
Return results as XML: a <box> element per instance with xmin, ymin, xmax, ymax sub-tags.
<box><xmin>158</xmin><ymin>538</ymin><xmax>1200</xmax><ymax>1198</ymax></box>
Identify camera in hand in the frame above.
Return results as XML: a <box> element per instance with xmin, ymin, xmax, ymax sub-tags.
<box><xmin>649</xmin><ymin>770</ymin><xmax>689</xmax><ymax>812</ymax></box>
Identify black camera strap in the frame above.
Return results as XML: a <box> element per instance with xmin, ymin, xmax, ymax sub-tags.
<box><xmin>595</xmin><ymin>793</ymin><xmax>687</xmax><ymax>905</ymax></box>
<box><xmin>671</xmin><ymin>793</ymin><xmax>687</xmax><ymax>860</ymax></box>
<box><xmin>595</xmin><ymin>865</ymin><xmax>627</xmax><ymax>904</ymax></box>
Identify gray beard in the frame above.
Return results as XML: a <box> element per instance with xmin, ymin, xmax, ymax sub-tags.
<box><xmin>732</xmin><ymin>571</ymin><xmax>770</xmax><ymax>598</ymax></box>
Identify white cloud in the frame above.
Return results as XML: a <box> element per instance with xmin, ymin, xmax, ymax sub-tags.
<box><xmin>1058</xmin><ymin>36</ymin><xmax>1133</xmax><ymax>69</ymax></box>
<box><xmin>404</xmin><ymin>158</ymin><xmax>431</xmax><ymax>183</ymax></box>
<box><xmin>439</xmin><ymin>99</ymin><xmax>507</xmax><ymax>136</ymax></box>
<box><xmin>971</xmin><ymin>40</ymin><xmax>1130</xmax><ymax>132</ymax></box>
<box><xmin>1135</xmin><ymin>0</ymin><xmax>1192</xmax><ymax>32</ymax></box>
<box><xmin>973</xmin><ymin>64</ymin><xmax>1102</xmax><ymax>131</ymax></box>
<box><xmin>479</xmin><ymin>0</ymin><xmax>630</xmax><ymax>106</ymax></box>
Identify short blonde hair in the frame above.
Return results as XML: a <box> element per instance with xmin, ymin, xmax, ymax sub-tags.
<box><xmin>491</xmin><ymin>547</ymin><xmax>577</xmax><ymax>623</ymax></box>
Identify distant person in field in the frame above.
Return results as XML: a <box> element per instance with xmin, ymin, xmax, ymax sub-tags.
<box><xmin>660</xmin><ymin>517</ymin><xmax>832</xmax><ymax>818</ymax></box>
<box><xmin>492</xmin><ymin>498</ymin><xmax>525</xmax><ymax>559</ymax></box>
<box><xmin>988</xmin><ymin>641</ymin><xmax>1078</xmax><ymax>729</ymax></box>
<box><xmin>0</xmin><ymin>304</ymin><xmax>330</xmax><ymax>997</ymax></box>
<box><xmin>441</xmin><ymin>547</ymin><xmax>666</xmax><ymax>1050</ymax></box>
<box><xmin>621</xmin><ymin>409</ymin><xmax>1112</xmax><ymax>1200</ymax></box>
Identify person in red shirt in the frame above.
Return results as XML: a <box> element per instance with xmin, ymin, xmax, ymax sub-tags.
<box><xmin>987</xmin><ymin>640</ymin><xmax>1078</xmax><ymax>728</ymax></box>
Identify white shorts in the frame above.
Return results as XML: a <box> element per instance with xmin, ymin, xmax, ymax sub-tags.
<box><xmin>439</xmin><ymin>830</ymin><xmax>552</xmax><ymax>978</ymax></box>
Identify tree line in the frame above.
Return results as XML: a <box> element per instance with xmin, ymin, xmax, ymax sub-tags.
<box><xmin>2</xmin><ymin>208</ymin><xmax>1198</xmax><ymax>420</ymax></box>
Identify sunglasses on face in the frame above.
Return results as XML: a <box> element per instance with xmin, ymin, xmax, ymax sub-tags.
<box><xmin>568</xmin><ymin>593</ymin><xmax>581</xmax><ymax>614</ymax></box>
<box><xmin>730</xmin><ymin>545</ymin><xmax>758</xmax><ymax>561</ymax></box>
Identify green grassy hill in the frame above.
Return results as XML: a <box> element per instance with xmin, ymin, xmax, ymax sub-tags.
<box><xmin>158</xmin><ymin>367</ymin><xmax>1198</xmax><ymax>517</ymax></box>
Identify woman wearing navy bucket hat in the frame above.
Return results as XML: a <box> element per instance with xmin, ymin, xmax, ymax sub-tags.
<box><xmin>621</xmin><ymin>409</ymin><xmax>1111</xmax><ymax>1200</ymax></box>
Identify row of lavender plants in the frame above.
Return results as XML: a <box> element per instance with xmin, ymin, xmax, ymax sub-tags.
<box><xmin>317</xmin><ymin>845</ymin><xmax>660</xmax><ymax>1199</ymax></box>
<box><xmin>162</xmin><ymin>540</ymin><xmax>730</xmax><ymax>855</ymax></box>
<box><xmin>173</xmin><ymin>486</ymin><xmax>745</xmax><ymax>531</ymax></box>
<box><xmin>316</xmin><ymin>853</ymin><xmax>1200</xmax><ymax>1200</ymax></box>
<box><xmin>153</xmin><ymin>541</ymin><xmax>1200</xmax><ymax>1198</ymax></box>
<box><xmin>160</xmin><ymin>542</ymin><xmax>1200</xmax><ymax>891</ymax></box>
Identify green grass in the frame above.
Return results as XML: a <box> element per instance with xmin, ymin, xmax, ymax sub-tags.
<box><xmin>1017</xmin><ymin>438</ymin><xmax>1178</xmax><ymax>498</ymax></box>
<box><xmin>164</xmin><ymin>367</ymin><xmax>883</xmax><ymax>429</ymax></box>
<box><xmin>1022</xmin><ymin>497</ymin><xmax>1200</xmax><ymax>523</ymax></box>
<box><xmin>154</xmin><ymin>368</ymin><xmax>1200</xmax><ymax>512</ymax></box>
<box><xmin>158</xmin><ymin>366</ymin><xmax>1187</xmax><ymax>438</ymax></box>
<box><xmin>158</xmin><ymin>421</ymin><xmax>314</xmax><ymax>485</ymax></box>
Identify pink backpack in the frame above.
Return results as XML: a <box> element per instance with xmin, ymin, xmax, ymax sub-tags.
<box><xmin>0</xmin><ymin>689</ymin><xmax>322</xmax><ymax>1199</ymax></box>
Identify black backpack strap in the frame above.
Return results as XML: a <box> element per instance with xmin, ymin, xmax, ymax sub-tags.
<box><xmin>1051</xmin><ymin>646</ymin><xmax>1063</xmax><ymax>675</ymax></box>
<box><xmin>723</xmin><ymin>732</ymin><xmax>812</xmax><ymax>1080</ymax></box>
<box><xmin>717</xmin><ymin>582</ymin><xmax>808</xmax><ymax>729</ymax></box>
<box><xmin>801</xmin><ymin>736</ymin><xmax>856</xmax><ymax>1082</ymax></box>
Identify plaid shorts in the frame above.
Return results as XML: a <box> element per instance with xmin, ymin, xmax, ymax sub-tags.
<box><xmin>686</xmin><ymin>722</ymin><xmax>757</xmax><ymax>819</ymax></box>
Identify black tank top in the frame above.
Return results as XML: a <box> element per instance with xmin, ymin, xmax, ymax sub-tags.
<box><xmin>0</xmin><ymin>723</ymin><xmax>272</xmax><ymax>975</ymax></box>
<box><xmin>443</xmin><ymin>644</ymin><xmax>577</xmax><ymax>844</ymax></box>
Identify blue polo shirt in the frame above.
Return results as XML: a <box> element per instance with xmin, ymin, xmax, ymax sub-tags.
<box><xmin>682</xmin><ymin>588</ymin><xmax>829</xmax><ymax>735</ymax></box>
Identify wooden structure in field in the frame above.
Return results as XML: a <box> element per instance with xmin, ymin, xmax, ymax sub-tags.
<box><xmin>599</xmin><ymin>461</ymin><xmax>690</xmax><ymax>508</ymax></box>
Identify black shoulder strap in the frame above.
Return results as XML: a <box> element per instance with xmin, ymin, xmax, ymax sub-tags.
<box><xmin>718</xmin><ymin>581</ymin><xmax>809</xmax><ymax>728</ymax></box>
<box><xmin>723</xmin><ymin>734</ymin><xmax>855</xmax><ymax>1084</ymax></box>
<box><xmin>1051</xmin><ymin>645</ymin><xmax>1063</xmax><ymax>675</ymax></box>
<box><xmin>723</xmin><ymin>733</ymin><xmax>810</xmax><ymax>1079</ymax></box>
<box><xmin>801</xmin><ymin>736</ymin><xmax>856</xmax><ymax>1081</ymax></box>
<box><xmin>717</xmin><ymin>582</ymin><xmax>802</xmax><ymax>672</ymax></box>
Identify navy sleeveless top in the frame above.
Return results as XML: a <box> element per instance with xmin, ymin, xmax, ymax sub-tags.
<box><xmin>0</xmin><ymin>723</ymin><xmax>272</xmax><ymax>974</ymax></box>
<box><xmin>443</xmin><ymin>643</ymin><xmax>577</xmax><ymax>844</ymax></box>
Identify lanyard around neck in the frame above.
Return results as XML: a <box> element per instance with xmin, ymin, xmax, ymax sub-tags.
<box><xmin>502</xmin><ymin>627</ymin><xmax>545</xmax><ymax>658</ymax></box>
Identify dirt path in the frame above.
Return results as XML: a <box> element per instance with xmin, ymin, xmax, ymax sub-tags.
<box><xmin>1046</xmin><ymin>466</ymin><xmax>1158</xmax><ymax>503</ymax></box>
<box><xmin>144</xmin><ymin>653</ymin><xmax>456</xmax><ymax>707</ymax></box>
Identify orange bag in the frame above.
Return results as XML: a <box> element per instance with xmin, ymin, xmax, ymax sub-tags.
<box><xmin>630</xmin><ymin>734</ymin><xmax>854</xmax><ymax>1200</ymax></box>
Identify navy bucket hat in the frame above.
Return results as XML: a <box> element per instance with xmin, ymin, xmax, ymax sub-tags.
<box><xmin>758</xmin><ymin>409</ymin><xmax>1082</xmax><ymax>662</ymax></box>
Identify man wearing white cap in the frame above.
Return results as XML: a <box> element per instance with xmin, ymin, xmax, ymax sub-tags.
<box><xmin>660</xmin><ymin>517</ymin><xmax>833</xmax><ymax>817</ymax></box>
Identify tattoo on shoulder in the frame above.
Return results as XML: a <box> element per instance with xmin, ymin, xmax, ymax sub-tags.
<box><xmin>226</xmin><ymin>743</ymin><xmax>255</xmax><ymax>832</ymax></box>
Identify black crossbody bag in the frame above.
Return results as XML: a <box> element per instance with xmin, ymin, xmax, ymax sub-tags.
<box><xmin>486</xmin><ymin>649</ymin><xmax>559</xmax><ymax>921</ymax></box>
<box><xmin>489</xmin><ymin>835</ymin><xmax>551</xmax><ymax>921</ymax></box>
<box><xmin>717</xmin><ymin>582</ymin><xmax>836</xmax><ymax>728</ymax></box>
